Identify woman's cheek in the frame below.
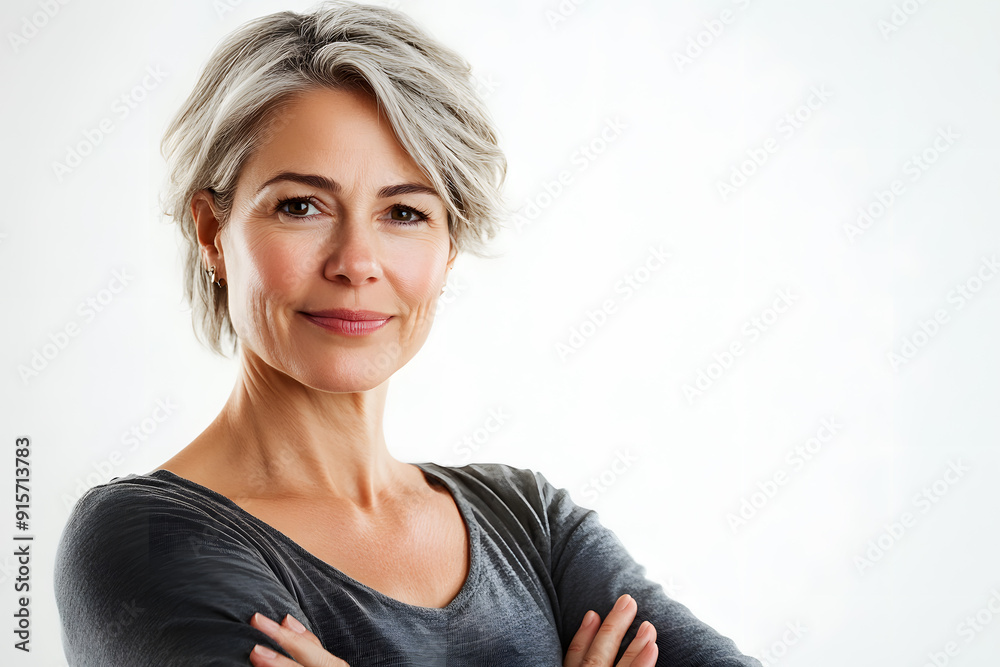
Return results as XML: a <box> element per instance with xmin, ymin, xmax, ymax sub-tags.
<box><xmin>386</xmin><ymin>238</ymin><xmax>450</xmax><ymax>299</ymax></box>
<box><xmin>222</xmin><ymin>238</ymin><xmax>295</xmax><ymax>343</ymax></box>
<box><xmin>247</xmin><ymin>232</ymin><xmax>315</xmax><ymax>295</ymax></box>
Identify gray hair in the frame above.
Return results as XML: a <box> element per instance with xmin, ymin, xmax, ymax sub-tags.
<box><xmin>160</xmin><ymin>0</ymin><xmax>507</xmax><ymax>357</ymax></box>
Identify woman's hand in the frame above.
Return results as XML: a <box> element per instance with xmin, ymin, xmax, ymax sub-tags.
<box><xmin>564</xmin><ymin>594</ymin><xmax>658</xmax><ymax>667</ymax></box>
<box><xmin>248</xmin><ymin>612</ymin><xmax>350</xmax><ymax>667</ymax></box>
<box><xmin>246</xmin><ymin>596</ymin><xmax>656</xmax><ymax>667</ymax></box>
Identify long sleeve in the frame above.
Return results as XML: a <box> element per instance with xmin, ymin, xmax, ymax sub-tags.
<box><xmin>54</xmin><ymin>482</ymin><xmax>314</xmax><ymax>666</ymax></box>
<box><xmin>534</xmin><ymin>470</ymin><xmax>761</xmax><ymax>667</ymax></box>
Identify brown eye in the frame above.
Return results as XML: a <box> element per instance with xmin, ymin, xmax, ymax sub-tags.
<box><xmin>387</xmin><ymin>205</ymin><xmax>428</xmax><ymax>226</ymax></box>
<box><xmin>390</xmin><ymin>207</ymin><xmax>414</xmax><ymax>222</ymax></box>
<box><xmin>277</xmin><ymin>198</ymin><xmax>319</xmax><ymax>217</ymax></box>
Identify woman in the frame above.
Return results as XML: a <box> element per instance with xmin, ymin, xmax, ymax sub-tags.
<box><xmin>54</xmin><ymin>2</ymin><xmax>761</xmax><ymax>665</ymax></box>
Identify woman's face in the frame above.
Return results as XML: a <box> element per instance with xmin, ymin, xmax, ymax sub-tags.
<box><xmin>198</xmin><ymin>86</ymin><xmax>455</xmax><ymax>391</ymax></box>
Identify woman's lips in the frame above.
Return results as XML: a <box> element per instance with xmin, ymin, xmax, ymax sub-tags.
<box><xmin>301</xmin><ymin>311</ymin><xmax>392</xmax><ymax>336</ymax></box>
<box><xmin>305</xmin><ymin>308</ymin><xmax>391</xmax><ymax>320</ymax></box>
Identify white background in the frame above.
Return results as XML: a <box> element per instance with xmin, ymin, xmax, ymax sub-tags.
<box><xmin>1</xmin><ymin>0</ymin><xmax>999</xmax><ymax>664</ymax></box>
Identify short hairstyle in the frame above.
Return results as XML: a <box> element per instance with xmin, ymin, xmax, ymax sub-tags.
<box><xmin>160</xmin><ymin>0</ymin><xmax>507</xmax><ymax>357</ymax></box>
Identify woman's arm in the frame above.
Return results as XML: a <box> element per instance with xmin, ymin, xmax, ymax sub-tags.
<box><xmin>54</xmin><ymin>482</ymin><xmax>310</xmax><ymax>666</ymax></box>
<box><xmin>533</xmin><ymin>470</ymin><xmax>762</xmax><ymax>667</ymax></box>
<box><xmin>243</xmin><ymin>596</ymin><xmax>659</xmax><ymax>667</ymax></box>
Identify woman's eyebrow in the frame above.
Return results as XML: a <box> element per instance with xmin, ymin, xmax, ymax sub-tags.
<box><xmin>379</xmin><ymin>182</ymin><xmax>441</xmax><ymax>199</ymax></box>
<box><xmin>255</xmin><ymin>171</ymin><xmax>441</xmax><ymax>199</ymax></box>
<box><xmin>256</xmin><ymin>171</ymin><xmax>339</xmax><ymax>195</ymax></box>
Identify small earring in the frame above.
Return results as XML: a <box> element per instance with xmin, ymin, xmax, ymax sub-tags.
<box><xmin>206</xmin><ymin>265</ymin><xmax>227</xmax><ymax>289</ymax></box>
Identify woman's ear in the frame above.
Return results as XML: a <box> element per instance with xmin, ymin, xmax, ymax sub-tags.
<box><xmin>192</xmin><ymin>190</ymin><xmax>224</xmax><ymax>273</ymax></box>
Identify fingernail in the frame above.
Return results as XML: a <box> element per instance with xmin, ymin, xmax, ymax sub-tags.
<box><xmin>284</xmin><ymin>614</ymin><xmax>307</xmax><ymax>633</ymax></box>
<box><xmin>584</xmin><ymin>610</ymin><xmax>598</xmax><ymax>628</ymax></box>
<box><xmin>253</xmin><ymin>644</ymin><xmax>277</xmax><ymax>658</ymax></box>
<box><xmin>614</xmin><ymin>594</ymin><xmax>633</xmax><ymax>611</ymax></box>
<box><xmin>253</xmin><ymin>613</ymin><xmax>280</xmax><ymax>632</ymax></box>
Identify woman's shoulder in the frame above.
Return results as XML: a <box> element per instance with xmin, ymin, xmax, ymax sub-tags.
<box><xmin>417</xmin><ymin>460</ymin><xmax>584</xmax><ymax>523</ymax></box>
<box><xmin>56</xmin><ymin>469</ymin><xmax>262</xmax><ymax>574</ymax></box>
<box><xmin>420</xmin><ymin>460</ymin><xmax>550</xmax><ymax>497</ymax></box>
<box><xmin>61</xmin><ymin>470</ymin><xmax>229</xmax><ymax>535</ymax></box>
<box><xmin>54</xmin><ymin>473</ymin><xmax>310</xmax><ymax>665</ymax></box>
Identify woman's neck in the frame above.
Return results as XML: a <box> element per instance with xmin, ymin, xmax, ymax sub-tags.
<box><xmin>164</xmin><ymin>351</ymin><xmax>415</xmax><ymax>509</ymax></box>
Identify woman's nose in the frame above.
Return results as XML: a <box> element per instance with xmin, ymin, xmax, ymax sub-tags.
<box><xmin>322</xmin><ymin>214</ymin><xmax>382</xmax><ymax>287</ymax></box>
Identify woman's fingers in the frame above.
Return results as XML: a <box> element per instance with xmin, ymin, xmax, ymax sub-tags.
<box><xmin>589</xmin><ymin>594</ymin><xmax>637</xmax><ymax>664</ymax></box>
<box><xmin>564</xmin><ymin>609</ymin><xmax>602</xmax><ymax>667</ymax></box>
<box><xmin>249</xmin><ymin>642</ymin><xmax>300</xmax><ymax>667</ymax></box>
<box><xmin>564</xmin><ymin>594</ymin><xmax>655</xmax><ymax>667</ymax></box>
<box><xmin>279</xmin><ymin>614</ymin><xmax>326</xmax><ymax>648</ymax></box>
<box><xmin>248</xmin><ymin>612</ymin><xmax>350</xmax><ymax>667</ymax></box>
<box><xmin>617</xmin><ymin>620</ymin><xmax>658</xmax><ymax>667</ymax></box>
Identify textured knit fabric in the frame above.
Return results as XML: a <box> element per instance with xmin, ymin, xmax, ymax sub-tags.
<box><xmin>54</xmin><ymin>461</ymin><xmax>761</xmax><ymax>666</ymax></box>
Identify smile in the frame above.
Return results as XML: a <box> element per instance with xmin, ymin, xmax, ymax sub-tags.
<box><xmin>301</xmin><ymin>313</ymin><xmax>392</xmax><ymax>336</ymax></box>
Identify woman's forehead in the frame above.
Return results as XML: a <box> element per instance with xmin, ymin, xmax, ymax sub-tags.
<box><xmin>242</xmin><ymin>88</ymin><xmax>431</xmax><ymax>191</ymax></box>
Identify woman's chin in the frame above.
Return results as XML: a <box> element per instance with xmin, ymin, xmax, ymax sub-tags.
<box><xmin>286</xmin><ymin>355</ymin><xmax>399</xmax><ymax>393</ymax></box>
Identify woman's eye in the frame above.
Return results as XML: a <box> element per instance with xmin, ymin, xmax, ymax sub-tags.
<box><xmin>279</xmin><ymin>199</ymin><xmax>319</xmax><ymax>217</ymax></box>
<box><xmin>388</xmin><ymin>205</ymin><xmax>427</xmax><ymax>225</ymax></box>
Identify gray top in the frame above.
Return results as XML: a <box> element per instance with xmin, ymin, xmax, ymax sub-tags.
<box><xmin>54</xmin><ymin>461</ymin><xmax>761</xmax><ymax>666</ymax></box>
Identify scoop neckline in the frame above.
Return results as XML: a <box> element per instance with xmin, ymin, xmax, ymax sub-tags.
<box><xmin>143</xmin><ymin>461</ymin><xmax>482</xmax><ymax>616</ymax></box>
